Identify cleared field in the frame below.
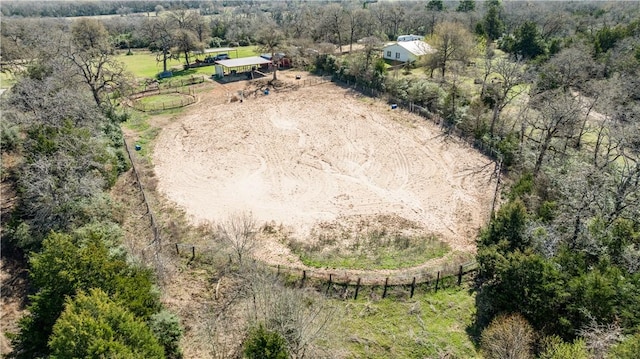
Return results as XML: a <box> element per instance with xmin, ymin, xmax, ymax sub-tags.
<box><xmin>153</xmin><ymin>80</ymin><xmax>496</xmax><ymax>264</ymax></box>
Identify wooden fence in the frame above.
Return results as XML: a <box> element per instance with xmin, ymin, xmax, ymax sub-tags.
<box><xmin>138</xmin><ymin>75</ymin><xmax>205</xmax><ymax>92</ymax></box>
<box><xmin>302</xmin><ymin>265</ymin><xmax>479</xmax><ymax>300</ymax></box>
<box><xmin>171</xmin><ymin>242</ymin><xmax>477</xmax><ymax>300</ymax></box>
<box><xmin>297</xmin><ymin>75</ymin><xmax>331</xmax><ymax>88</ymax></box>
<box><xmin>130</xmin><ymin>86</ymin><xmax>197</xmax><ymax>112</ymax></box>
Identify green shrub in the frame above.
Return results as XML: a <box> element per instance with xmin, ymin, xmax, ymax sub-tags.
<box><xmin>608</xmin><ymin>333</ymin><xmax>640</xmax><ymax>359</ymax></box>
<box><xmin>1</xmin><ymin>121</ymin><xmax>20</xmax><ymax>152</ymax></box>
<box><xmin>244</xmin><ymin>324</ymin><xmax>289</xmax><ymax>359</ymax></box>
<box><xmin>149</xmin><ymin>310</ymin><xmax>184</xmax><ymax>359</ymax></box>
<box><xmin>539</xmin><ymin>336</ymin><xmax>588</xmax><ymax>359</ymax></box>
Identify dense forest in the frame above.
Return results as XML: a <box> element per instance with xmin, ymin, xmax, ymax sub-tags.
<box><xmin>1</xmin><ymin>0</ymin><xmax>639</xmax><ymax>358</ymax></box>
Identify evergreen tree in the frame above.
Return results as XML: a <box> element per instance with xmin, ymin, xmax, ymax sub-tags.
<box><xmin>483</xmin><ymin>1</ymin><xmax>504</xmax><ymax>41</ymax></box>
<box><xmin>49</xmin><ymin>289</ymin><xmax>164</xmax><ymax>359</ymax></box>
<box><xmin>427</xmin><ymin>0</ymin><xmax>444</xmax><ymax>12</ymax></box>
<box><xmin>512</xmin><ymin>21</ymin><xmax>546</xmax><ymax>59</ymax></box>
<box><xmin>456</xmin><ymin>0</ymin><xmax>475</xmax><ymax>13</ymax></box>
<box><xmin>12</xmin><ymin>232</ymin><xmax>160</xmax><ymax>358</ymax></box>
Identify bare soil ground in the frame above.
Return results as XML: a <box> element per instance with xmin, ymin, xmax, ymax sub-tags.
<box><xmin>0</xmin><ymin>256</ymin><xmax>27</xmax><ymax>356</ymax></box>
<box><xmin>152</xmin><ymin>75</ymin><xmax>497</xmax><ymax>267</ymax></box>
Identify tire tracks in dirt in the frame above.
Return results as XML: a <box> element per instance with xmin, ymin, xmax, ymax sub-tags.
<box><xmin>153</xmin><ymin>81</ymin><xmax>495</xmax><ymax>284</ymax></box>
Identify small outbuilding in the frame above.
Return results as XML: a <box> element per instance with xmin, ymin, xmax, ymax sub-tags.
<box><xmin>397</xmin><ymin>34</ymin><xmax>424</xmax><ymax>42</ymax></box>
<box><xmin>260</xmin><ymin>53</ymin><xmax>291</xmax><ymax>68</ymax></box>
<box><xmin>382</xmin><ymin>40</ymin><xmax>435</xmax><ymax>63</ymax></box>
<box><xmin>215</xmin><ymin>56</ymin><xmax>272</xmax><ymax>76</ymax></box>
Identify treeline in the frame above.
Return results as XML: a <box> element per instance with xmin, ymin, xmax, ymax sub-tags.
<box><xmin>5</xmin><ymin>1</ymin><xmax>638</xmax><ymax>59</ymax></box>
<box><xmin>0</xmin><ymin>0</ymin><xmax>203</xmax><ymax>18</ymax></box>
<box><xmin>1</xmin><ymin>18</ymin><xmax>183</xmax><ymax>359</ymax></box>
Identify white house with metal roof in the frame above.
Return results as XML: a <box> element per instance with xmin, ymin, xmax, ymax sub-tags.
<box><xmin>382</xmin><ymin>40</ymin><xmax>435</xmax><ymax>63</ymax></box>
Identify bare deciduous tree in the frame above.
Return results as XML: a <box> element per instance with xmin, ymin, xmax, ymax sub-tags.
<box><xmin>143</xmin><ymin>16</ymin><xmax>175</xmax><ymax>74</ymax></box>
<box><xmin>323</xmin><ymin>4</ymin><xmax>346</xmax><ymax>53</ymax></box>
<box><xmin>345</xmin><ymin>8</ymin><xmax>369</xmax><ymax>52</ymax></box>
<box><xmin>526</xmin><ymin>90</ymin><xmax>582</xmax><ymax>177</ymax></box>
<box><xmin>425</xmin><ymin>21</ymin><xmax>474</xmax><ymax>79</ymax></box>
<box><xmin>217</xmin><ymin>212</ymin><xmax>258</xmax><ymax>265</ymax></box>
<box><xmin>579</xmin><ymin>320</ymin><xmax>622</xmax><ymax>359</ymax></box>
<box><xmin>246</xmin><ymin>268</ymin><xmax>335</xmax><ymax>359</ymax></box>
<box><xmin>488</xmin><ymin>57</ymin><xmax>527</xmax><ymax>137</ymax></box>
<box><xmin>172</xmin><ymin>28</ymin><xmax>202</xmax><ymax>67</ymax></box>
<box><xmin>66</xmin><ymin>18</ymin><xmax>130</xmax><ymax>107</ymax></box>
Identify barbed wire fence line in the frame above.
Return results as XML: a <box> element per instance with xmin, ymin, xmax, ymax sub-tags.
<box><xmin>121</xmin><ymin>137</ymin><xmax>170</xmax><ymax>283</ymax></box>
<box><xmin>168</xmin><ymin>240</ymin><xmax>478</xmax><ymax>300</ymax></box>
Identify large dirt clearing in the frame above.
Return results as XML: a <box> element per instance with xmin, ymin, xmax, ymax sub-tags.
<box><xmin>153</xmin><ymin>80</ymin><xmax>496</xmax><ymax>255</ymax></box>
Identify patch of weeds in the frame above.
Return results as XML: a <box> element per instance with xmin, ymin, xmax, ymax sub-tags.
<box><xmin>288</xmin><ymin>229</ymin><xmax>450</xmax><ymax>270</ymax></box>
<box><xmin>331</xmin><ymin>286</ymin><xmax>479</xmax><ymax>358</ymax></box>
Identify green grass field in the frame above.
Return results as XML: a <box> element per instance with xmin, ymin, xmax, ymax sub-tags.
<box><xmin>137</xmin><ymin>93</ymin><xmax>190</xmax><ymax>106</ymax></box>
<box><xmin>118</xmin><ymin>46</ymin><xmax>259</xmax><ymax>80</ymax></box>
<box><xmin>333</xmin><ymin>286</ymin><xmax>479</xmax><ymax>358</ymax></box>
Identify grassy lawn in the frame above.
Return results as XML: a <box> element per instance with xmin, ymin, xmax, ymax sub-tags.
<box><xmin>137</xmin><ymin>93</ymin><xmax>191</xmax><ymax>106</ymax></box>
<box><xmin>233</xmin><ymin>46</ymin><xmax>260</xmax><ymax>58</ymax></box>
<box><xmin>123</xmin><ymin>111</ymin><xmax>165</xmax><ymax>158</ymax></box>
<box><xmin>118</xmin><ymin>52</ymin><xmax>167</xmax><ymax>78</ymax></box>
<box><xmin>133</xmin><ymin>92</ymin><xmax>194</xmax><ymax>112</ymax></box>
<box><xmin>332</xmin><ymin>286</ymin><xmax>479</xmax><ymax>358</ymax></box>
<box><xmin>118</xmin><ymin>45</ymin><xmax>259</xmax><ymax>80</ymax></box>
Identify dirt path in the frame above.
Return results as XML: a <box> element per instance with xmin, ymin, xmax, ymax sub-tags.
<box><xmin>151</xmin><ymin>78</ymin><xmax>496</xmax><ymax>281</ymax></box>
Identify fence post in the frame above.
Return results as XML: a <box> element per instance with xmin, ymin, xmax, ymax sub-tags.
<box><xmin>326</xmin><ymin>274</ymin><xmax>332</xmax><ymax>295</ymax></box>
<box><xmin>435</xmin><ymin>271</ymin><xmax>440</xmax><ymax>292</ymax></box>
<box><xmin>277</xmin><ymin>265</ymin><xmax>280</xmax><ymax>276</ymax></box>
<box><xmin>191</xmin><ymin>246</ymin><xmax>195</xmax><ymax>260</ymax></box>
<box><xmin>175</xmin><ymin>243</ymin><xmax>179</xmax><ymax>255</ymax></box>
<box><xmin>300</xmin><ymin>270</ymin><xmax>306</xmax><ymax>288</ymax></box>
<box><xmin>354</xmin><ymin>278</ymin><xmax>361</xmax><ymax>300</ymax></box>
<box><xmin>458</xmin><ymin>265</ymin><xmax>463</xmax><ymax>286</ymax></box>
<box><xmin>382</xmin><ymin>277</ymin><xmax>389</xmax><ymax>298</ymax></box>
<box><xmin>410</xmin><ymin>277</ymin><xmax>416</xmax><ymax>298</ymax></box>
